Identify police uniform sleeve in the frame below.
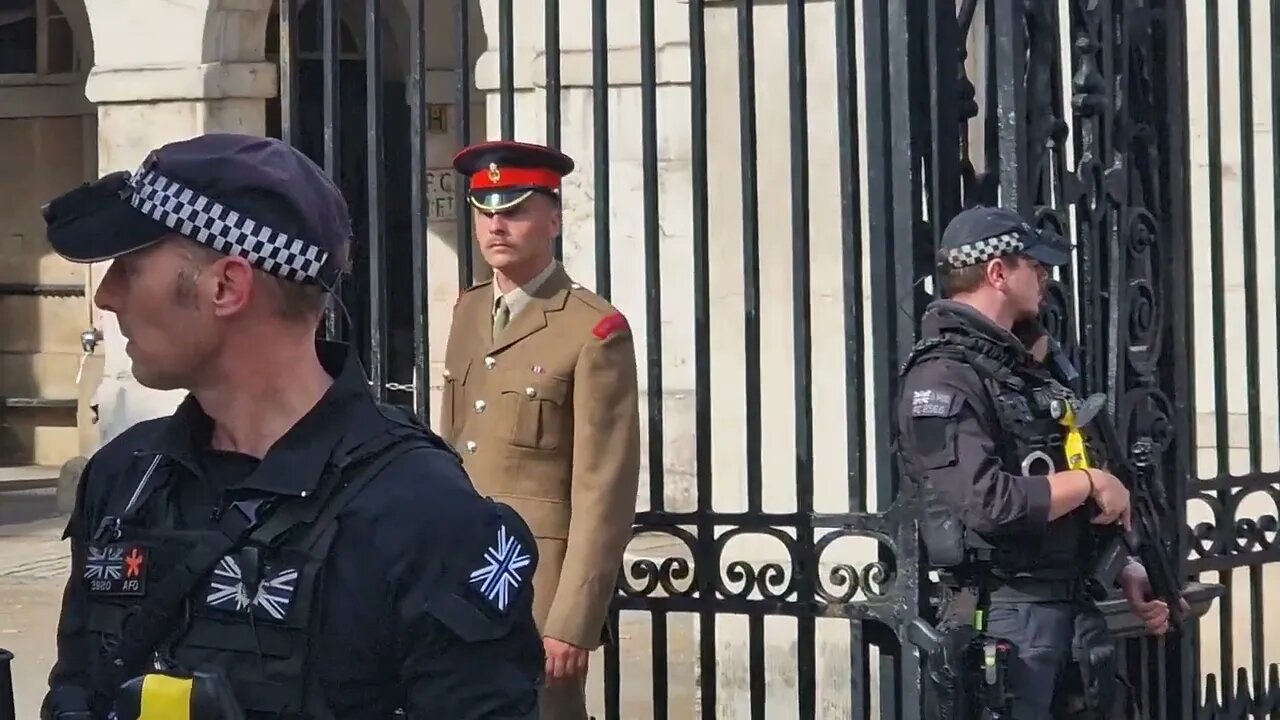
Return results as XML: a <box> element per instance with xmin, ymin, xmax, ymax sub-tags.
<box><xmin>543</xmin><ymin>312</ymin><xmax>642</xmax><ymax>649</ymax></box>
<box><xmin>897</xmin><ymin>359</ymin><xmax>1052</xmax><ymax>535</ymax></box>
<box><xmin>42</xmin><ymin>459</ymin><xmax>97</xmax><ymax>717</ymax></box>
<box><xmin>394</xmin><ymin>485</ymin><xmax>543</xmax><ymax>720</ymax></box>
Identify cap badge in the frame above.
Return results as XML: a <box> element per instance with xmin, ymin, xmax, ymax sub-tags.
<box><xmin>488</xmin><ymin>163</ymin><xmax>501</xmax><ymax>183</ymax></box>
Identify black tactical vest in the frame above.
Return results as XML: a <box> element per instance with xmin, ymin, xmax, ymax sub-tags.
<box><xmin>898</xmin><ymin>329</ymin><xmax>1095</xmax><ymax>581</ymax></box>
<box><xmin>79</xmin><ymin>420</ymin><xmax>439</xmax><ymax>719</ymax></box>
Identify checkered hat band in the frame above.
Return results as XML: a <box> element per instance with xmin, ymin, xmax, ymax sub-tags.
<box><xmin>945</xmin><ymin>231</ymin><xmax>1025</xmax><ymax>269</ymax></box>
<box><xmin>126</xmin><ymin>169</ymin><xmax>329</xmax><ymax>283</ymax></box>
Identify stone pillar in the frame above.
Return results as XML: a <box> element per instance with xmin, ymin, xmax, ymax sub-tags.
<box><xmin>82</xmin><ymin>0</ymin><xmax>277</xmax><ymax>446</ymax></box>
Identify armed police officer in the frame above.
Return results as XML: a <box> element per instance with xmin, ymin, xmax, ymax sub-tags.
<box><xmin>36</xmin><ymin>133</ymin><xmax>544</xmax><ymax>720</ymax></box>
<box><xmin>896</xmin><ymin>206</ymin><xmax>1176</xmax><ymax>719</ymax></box>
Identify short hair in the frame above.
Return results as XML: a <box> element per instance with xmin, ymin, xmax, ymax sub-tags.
<box><xmin>938</xmin><ymin>251</ymin><xmax>1026</xmax><ymax>296</ymax></box>
<box><xmin>176</xmin><ymin>236</ymin><xmax>348</xmax><ymax>324</ymax></box>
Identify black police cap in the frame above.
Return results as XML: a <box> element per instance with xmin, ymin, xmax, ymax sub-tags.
<box><xmin>938</xmin><ymin>206</ymin><xmax>1072</xmax><ymax>270</ymax></box>
<box><xmin>41</xmin><ymin>133</ymin><xmax>351</xmax><ymax>287</ymax></box>
<box><xmin>452</xmin><ymin>140</ymin><xmax>575</xmax><ymax>213</ymax></box>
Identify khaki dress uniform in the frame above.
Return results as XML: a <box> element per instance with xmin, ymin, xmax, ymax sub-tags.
<box><xmin>443</xmin><ymin>140</ymin><xmax>642</xmax><ymax>720</ymax></box>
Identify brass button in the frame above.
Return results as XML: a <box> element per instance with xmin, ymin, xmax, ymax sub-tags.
<box><xmin>464</xmin><ymin>440</ymin><xmax>478</xmax><ymax>454</ymax></box>
<box><xmin>474</xmin><ymin>400</ymin><xmax>487</xmax><ymax>412</ymax></box>
<box><xmin>525</xmin><ymin>387</ymin><xmax>537</xmax><ymax>398</ymax></box>
<box><xmin>484</xmin><ymin>356</ymin><xmax>496</xmax><ymax>369</ymax></box>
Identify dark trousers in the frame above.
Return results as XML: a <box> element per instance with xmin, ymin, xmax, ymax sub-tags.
<box><xmin>984</xmin><ymin>600</ymin><xmax>1127</xmax><ymax>719</ymax></box>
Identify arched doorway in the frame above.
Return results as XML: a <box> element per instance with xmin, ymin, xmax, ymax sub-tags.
<box><xmin>0</xmin><ymin>0</ymin><xmax>96</xmax><ymax>475</ymax></box>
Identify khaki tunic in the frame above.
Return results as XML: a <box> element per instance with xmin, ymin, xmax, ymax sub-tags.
<box><xmin>440</xmin><ymin>264</ymin><xmax>641</xmax><ymax>653</ymax></box>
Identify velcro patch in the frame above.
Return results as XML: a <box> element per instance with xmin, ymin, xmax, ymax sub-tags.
<box><xmin>593</xmin><ymin>312</ymin><xmax>629</xmax><ymax>340</ymax></box>
<box><xmin>84</xmin><ymin>543</ymin><xmax>147</xmax><ymax>596</ymax></box>
<box><xmin>911</xmin><ymin>389</ymin><xmax>956</xmax><ymax>418</ymax></box>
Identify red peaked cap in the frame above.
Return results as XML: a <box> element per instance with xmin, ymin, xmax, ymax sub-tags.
<box><xmin>452</xmin><ymin>140</ymin><xmax>576</xmax><ymax>213</ymax></box>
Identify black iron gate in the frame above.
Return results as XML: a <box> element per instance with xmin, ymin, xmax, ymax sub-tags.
<box><xmin>265</xmin><ymin>0</ymin><xmax>1272</xmax><ymax>717</ymax></box>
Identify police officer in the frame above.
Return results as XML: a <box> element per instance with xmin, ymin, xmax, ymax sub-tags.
<box><xmin>895</xmin><ymin>206</ymin><xmax>1176</xmax><ymax>718</ymax></box>
<box><xmin>441</xmin><ymin>140</ymin><xmax>641</xmax><ymax>720</ymax></box>
<box><xmin>36</xmin><ymin>133</ymin><xmax>544</xmax><ymax>719</ymax></box>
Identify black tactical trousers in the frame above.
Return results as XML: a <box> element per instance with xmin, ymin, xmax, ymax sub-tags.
<box><xmin>985</xmin><ymin>600</ymin><xmax>1123</xmax><ymax>719</ymax></box>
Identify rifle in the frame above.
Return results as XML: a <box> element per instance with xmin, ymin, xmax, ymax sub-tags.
<box><xmin>1045</xmin><ymin>341</ymin><xmax>1185</xmax><ymax>632</ymax></box>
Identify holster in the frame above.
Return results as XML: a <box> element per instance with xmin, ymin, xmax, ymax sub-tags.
<box><xmin>1052</xmin><ymin>605</ymin><xmax>1132</xmax><ymax>718</ymax></box>
<box><xmin>920</xmin><ymin>623</ymin><xmax>981</xmax><ymax>720</ymax></box>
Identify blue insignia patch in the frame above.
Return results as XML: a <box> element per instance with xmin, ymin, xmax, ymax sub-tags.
<box><xmin>469</xmin><ymin>525</ymin><xmax>532</xmax><ymax>612</ymax></box>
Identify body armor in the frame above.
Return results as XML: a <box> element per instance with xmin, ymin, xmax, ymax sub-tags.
<box><xmin>78</xmin><ymin>421</ymin><xmax>438</xmax><ymax>719</ymax></box>
<box><xmin>898</xmin><ymin>322</ymin><xmax>1097</xmax><ymax>582</ymax></box>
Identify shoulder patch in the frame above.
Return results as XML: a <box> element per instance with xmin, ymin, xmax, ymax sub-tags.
<box><xmin>592</xmin><ymin>312</ymin><xmax>629</xmax><ymax>340</ymax></box>
<box><xmin>910</xmin><ymin>388</ymin><xmax>958</xmax><ymax>418</ymax></box>
<box><xmin>467</xmin><ymin>524</ymin><xmax>533</xmax><ymax>613</ymax></box>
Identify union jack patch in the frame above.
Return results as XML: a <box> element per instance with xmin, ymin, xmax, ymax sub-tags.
<box><xmin>83</xmin><ymin>544</ymin><xmax>146</xmax><ymax>596</ymax></box>
<box><xmin>205</xmin><ymin>555</ymin><xmax>298</xmax><ymax>621</ymax></box>
<box><xmin>468</xmin><ymin>525</ymin><xmax>532</xmax><ymax>613</ymax></box>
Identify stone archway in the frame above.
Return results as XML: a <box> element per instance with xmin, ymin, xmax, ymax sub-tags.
<box><xmin>0</xmin><ymin>0</ymin><xmax>98</xmax><ymax>480</ymax></box>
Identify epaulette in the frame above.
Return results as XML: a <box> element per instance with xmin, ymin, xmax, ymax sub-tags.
<box><xmin>455</xmin><ymin>278</ymin><xmax>492</xmax><ymax>306</ymax></box>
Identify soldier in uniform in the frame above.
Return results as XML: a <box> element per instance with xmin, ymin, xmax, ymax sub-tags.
<box><xmin>895</xmin><ymin>206</ymin><xmax>1179</xmax><ymax>718</ymax></box>
<box><xmin>442</xmin><ymin>140</ymin><xmax>642</xmax><ymax>720</ymax></box>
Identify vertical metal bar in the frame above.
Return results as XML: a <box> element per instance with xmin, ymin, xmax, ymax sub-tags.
<box><xmin>993</xmin><ymin>0</ymin><xmax>1028</xmax><ymax>213</ymax></box>
<box><xmin>926</xmin><ymin>0</ymin><xmax>960</xmax><ymax>242</ymax></box>
<box><xmin>603</xmin><ymin>607</ymin><xmax>621</xmax><ymax>720</ymax></box>
<box><xmin>545</xmin><ymin>0</ymin><xmax>563</xmax><ymax>260</ymax></box>
<box><xmin>456</xmin><ymin>0</ymin><xmax>475</xmax><ymax>289</ymax></box>
<box><xmin>409</xmin><ymin>0</ymin><xmax>429</xmax><ymax>423</ymax></box>
<box><xmin>749</xmin><ymin>614</ymin><xmax>764</xmax><ymax>719</ymax></box>
<box><xmin>1236</xmin><ymin>0</ymin><xmax>1262</xmax><ymax>476</ymax></box>
<box><xmin>592</xmin><ymin>0</ymin><xmax>612</xmax><ymax>298</ymax></box>
<box><xmin>1235</xmin><ymin>2</ymin><xmax>1265</xmax><ymax>698</ymax></box>
<box><xmin>1159</xmin><ymin>0</ymin><xmax>1197</xmax><ymax>711</ymax></box>
<box><xmin>834</xmin><ymin>0</ymin><xmax>865</xmax><ymax>518</ymax></box>
<box><xmin>688</xmin><ymin>1</ymin><xmax>717</xmax><ymax>715</ymax></box>
<box><xmin>737</xmin><ymin>0</ymin><xmax>763</xmax><ymax>513</ymax></box>
<box><xmin>1203</xmin><ymin>0</ymin><xmax>1233</xmax><ymax>697</ymax></box>
<box><xmin>784</xmin><ymin>0</ymin><xmax>816</xmax><ymax>716</ymax></box>
<box><xmin>1274</xmin><ymin>0</ymin><xmax>1280</xmax><ymax>467</ymax></box>
<box><xmin>365</xmin><ymin>0</ymin><xmax>386</xmax><ymax>401</ymax></box>
<box><xmin>499</xmin><ymin>0</ymin><xmax>515</xmax><ymax>139</ymax></box>
<box><xmin>545</xmin><ymin>0</ymin><xmax>561</xmax><ymax>149</ymax></box>
<box><xmin>640</xmin><ymin>0</ymin><xmax>664</xmax><ymax>514</ymax></box>
<box><xmin>863</xmin><ymin>0</ymin><xmax>920</xmax><ymax>715</ymax></box>
<box><xmin>1205</xmin><ymin>0</ymin><xmax>1228</xmax><ymax>479</ymax></box>
<box><xmin>322</xmin><ymin>0</ymin><xmax>342</xmax><ymax>340</ymax></box>
<box><xmin>651</xmin><ymin>611</ymin><xmax>669</xmax><ymax>720</ymax></box>
<box><xmin>862</xmin><ymin>0</ymin><xmax>916</xmax><ymax>507</ymax></box>
<box><xmin>278</xmin><ymin>0</ymin><xmax>298</xmax><ymax>146</ymax></box>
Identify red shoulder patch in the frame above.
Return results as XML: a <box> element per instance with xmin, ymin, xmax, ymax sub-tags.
<box><xmin>592</xmin><ymin>312</ymin><xmax>629</xmax><ymax>340</ymax></box>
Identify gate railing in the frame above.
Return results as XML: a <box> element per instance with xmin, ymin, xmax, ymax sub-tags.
<box><xmin>268</xmin><ymin>0</ymin><xmax>1245</xmax><ymax>717</ymax></box>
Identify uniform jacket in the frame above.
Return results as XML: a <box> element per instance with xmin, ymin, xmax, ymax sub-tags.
<box><xmin>895</xmin><ymin>300</ymin><xmax>1091</xmax><ymax>580</ymax></box>
<box><xmin>440</xmin><ymin>263</ymin><xmax>642</xmax><ymax>650</ymax></box>
<box><xmin>44</xmin><ymin>341</ymin><xmax>543</xmax><ymax>720</ymax></box>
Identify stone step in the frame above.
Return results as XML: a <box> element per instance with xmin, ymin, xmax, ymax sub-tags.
<box><xmin>0</xmin><ymin>465</ymin><xmax>59</xmax><ymax>493</ymax></box>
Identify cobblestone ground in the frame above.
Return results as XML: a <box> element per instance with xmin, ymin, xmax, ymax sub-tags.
<box><xmin>0</xmin><ymin>488</ymin><xmax>696</xmax><ymax>719</ymax></box>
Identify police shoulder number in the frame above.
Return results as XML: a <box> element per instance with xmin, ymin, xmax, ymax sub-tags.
<box><xmin>910</xmin><ymin>388</ymin><xmax>960</xmax><ymax>418</ymax></box>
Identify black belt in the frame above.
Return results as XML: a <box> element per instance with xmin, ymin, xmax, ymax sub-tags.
<box><xmin>987</xmin><ymin>577</ymin><xmax>1086</xmax><ymax>603</ymax></box>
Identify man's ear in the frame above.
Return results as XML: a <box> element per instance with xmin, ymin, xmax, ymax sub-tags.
<box><xmin>207</xmin><ymin>255</ymin><xmax>256</xmax><ymax>317</ymax></box>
